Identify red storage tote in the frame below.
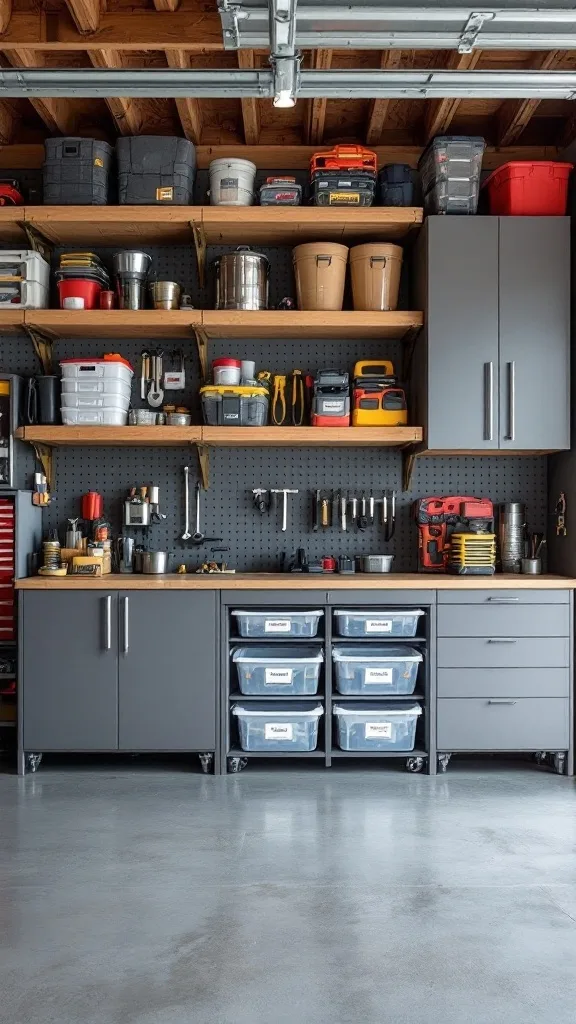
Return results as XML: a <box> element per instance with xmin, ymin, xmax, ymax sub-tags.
<box><xmin>484</xmin><ymin>161</ymin><xmax>572</xmax><ymax>216</ymax></box>
<box><xmin>57</xmin><ymin>278</ymin><xmax>102</xmax><ymax>310</ymax></box>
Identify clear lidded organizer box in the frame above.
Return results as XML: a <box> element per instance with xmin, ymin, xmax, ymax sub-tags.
<box><xmin>233</xmin><ymin>646</ymin><xmax>323</xmax><ymax>695</ymax></box>
<box><xmin>333</xmin><ymin>609</ymin><xmax>424</xmax><ymax>638</ymax></box>
<box><xmin>232</xmin><ymin>609</ymin><xmax>323</xmax><ymax>638</ymax></box>
<box><xmin>233</xmin><ymin>703</ymin><xmax>323</xmax><ymax>752</ymax></box>
<box><xmin>332</xmin><ymin>645</ymin><xmax>422</xmax><ymax>695</ymax></box>
<box><xmin>334</xmin><ymin>703</ymin><xmax>422</xmax><ymax>752</ymax></box>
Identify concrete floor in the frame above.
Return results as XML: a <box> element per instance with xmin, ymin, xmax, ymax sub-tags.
<box><xmin>1</xmin><ymin>761</ymin><xmax>576</xmax><ymax>1024</ymax></box>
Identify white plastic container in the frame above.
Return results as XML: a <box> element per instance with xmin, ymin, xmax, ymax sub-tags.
<box><xmin>61</xmin><ymin>408</ymin><xmax>128</xmax><ymax>425</ymax></box>
<box><xmin>61</xmin><ymin>393</ymin><xmax>130</xmax><ymax>411</ymax></box>
<box><xmin>333</xmin><ymin>609</ymin><xmax>425</xmax><ymax>638</ymax></box>
<box><xmin>233</xmin><ymin>646</ymin><xmax>323</xmax><ymax>695</ymax></box>
<box><xmin>332</xmin><ymin>645</ymin><xmax>422</xmax><ymax>695</ymax></box>
<box><xmin>232</xmin><ymin>703</ymin><xmax>323</xmax><ymax>752</ymax></box>
<box><xmin>60</xmin><ymin>358</ymin><xmax>134</xmax><ymax>386</ymax></box>
<box><xmin>209</xmin><ymin>158</ymin><xmax>256</xmax><ymax>206</ymax></box>
<box><xmin>333</xmin><ymin>702</ymin><xmax>422</xmax><ymax>751</ymax></box>
<box><xmin>232</xmin><ymin>609</ymin><xmax>323</xmax><ymax>638</ymax></box>
<box><xmin>213</xmin><ymin>358</ymin><xmax>242</xmax><ymax>386</ymax></box>
<box><xmin>0</xmin><ymin>250</ymin><xmax>50</xmax><ymax>309</ymax></box>
<box><xmin>61</xmin><ymin>378</ymin><xmax>132</xmax><ymax>399</ymax></box>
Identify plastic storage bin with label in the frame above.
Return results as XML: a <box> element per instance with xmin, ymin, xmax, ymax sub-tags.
<box><xmin>333</xmin><ymin>609</ymin><xmax>424</xmax><ymax>638</ymax></box>
<box><xmin>334</xmin><ymin>702</ymin><xmax>422</xmax><ymax>751</ymax></box>
<box><xmin>333</xmin><ymin>645</ymin><xmax>422</xmax><ymax>695</ymax></box>
<box><xmin>233</xmin><ymin>703</ymin><xmax>323</xmax><ymax>752</ymax></box>
<box><xmin>232</xmin><ymin>609</ymin><xmax>323</xmax><ymax>638</ymax></box>
<box><xmin>233</xmin><ymin>646</ymin><xmax>323</xmax><ymax>695</ymax></box>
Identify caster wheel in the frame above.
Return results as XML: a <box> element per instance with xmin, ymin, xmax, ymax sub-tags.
<box><xmin>227</xmin><ymin>756</ymin><xmax>248</xmax><ymax>773</ymax></box>
<box><xmin>25</xmin><ymin>753</ymin><xmax>43</xmax><ymax>773</ymax></box>
<box><xmin>553</xmin><ymin>753</ymin><xmax>567</xmax><ymax>776</ymax></box>
<box><xmin>437</xmin><ymin>753</ymin><xmax>452</xmax><ymax>773</ymax></box>
<box><xmin>198</xmin><ymin>753</ymin><xmax>214</xmax><ymax>774</ymax></box>
<box><xmin>533</xmin><ymin>752</ymin><xmax>548</xmax><ymax>765</ymax></box>
<box><xmin>405</xmin><ymin>756</ymin><xmax>424</xmax><ymax>773</ymax></box>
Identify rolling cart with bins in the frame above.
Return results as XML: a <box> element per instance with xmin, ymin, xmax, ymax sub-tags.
<box><xmin>221</xmin><ymin>590</ymin><xmax>436</xmax><ymax>774</ymax></box>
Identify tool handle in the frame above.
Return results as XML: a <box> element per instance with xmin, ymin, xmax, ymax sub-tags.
<box><xmin>195</xmin><ymin>481</ymin><xmax>201</xmax><ymax>534</ymax></box>
<box><xmin>281</xmin><ymin>491</ymin><xmax>288</xmax><ymax>531</ymax></box>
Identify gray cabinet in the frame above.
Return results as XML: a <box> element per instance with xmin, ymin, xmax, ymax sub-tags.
<box><xmin>22</xmin><ymin>591</ymin><xmax>118</xmax><ymax>751</ymax></box>
<box><xmin>118</xmin><ymin>592</ymin><xmax>217</xmax><ymax>751</ymax></box>
<box><xmin>414</xmin><ymin>216</ymin><xmax>570</xmax><ymax>452</ymax></box>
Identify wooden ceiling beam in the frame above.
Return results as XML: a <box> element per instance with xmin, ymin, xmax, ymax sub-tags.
<box><xmin>305</xmin><ymin>49</ymin><xmax>332</xmax><ymax>145</ymax></box>
<box><xmin>0</xmin><ymin>8</ymin><xmax>223</xmax><ymax>50</ymax></box>
<box><xmin>366</xmin><ymin>51</ymin><xmax>403</xmax><ymax>147</ymax></box>
<box><xmin>3</xmin><ymin>50</ymin><xmax>77</xmax><ymax>134</ymax></box>
<box><xmin>0</xmin><ymin>101</ymin><xmax>15</xmax><ymax>145</ymax></box>
<box><xmin>64</xmin><ymin>0</ymin><xmax>102</xmax><ymax>34</ymax></box>
<box><xmin>237</xmin><ymin>50</ymin><xmax>260</xmax><ymax>146</ymax></box>
<box><xmin>166</xmin><ymin>50</ymin><xmax>202</xmax><ymax>144</ymax></box>
<box><xmin>424</xmin><ymin>50</ymin><xmax>482</xmax><ymax>143</ymax></box>
<box><xmin>89</xmin><ymin>50</ymin><xmax>145</xmax><ymax>135</ymax></box>
<box><xmin>498</xmin><ymin>50</ymin><xmax>562</xmax><ymax>147</ymax></box>
<box><xmin>154</xmin><ymin>0</ymin><xmax>181</xmax><ymax>9</ymax></box>
<box><xmin>0</xmin><ymin>0</ymin><xmax>12</xmax><ymax>36</ymax></box>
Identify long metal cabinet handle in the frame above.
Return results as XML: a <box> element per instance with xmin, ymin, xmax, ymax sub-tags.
<box><xmin>508</xmin><ymin>361</ymin><xmax>516</xmax><ymax>441</ymax></box>
<box><xmin>487</xmin><ymin>638</ymin><xmax>517</xmax><ymax>643</ymax></box>
<box><xmin>104</xmin><ymin>595</ymin><xmax>112</xmax><ymax>650</ymax></box>
<box><xmin>123</xmin><ymin>596</ymin><xmax>129</xmax><ymax>654</ymax></box>
<box><xmin>484</xmin><ymin>361</ymin><xmax>494</xmax><ymax>441</ymax></box>
<box><xmin>487</xmin><ymin>597</ymin><xmax>519</xmax><ymax>603</ymax></box>
<box><xmin>488</xmin><ymin>699</ymin><xmax>517</xmax><ymax>705</ymax></box>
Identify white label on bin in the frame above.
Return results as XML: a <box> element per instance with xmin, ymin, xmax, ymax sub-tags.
<box><xmin>265</xmin><ymin>668</ymin><xmax>293</xmax><ymax>686</ymax></box>
<box><xmin>366</xmin><ymin>619</ymin><xmax>392</xmax><ymax>633</ymax></box>
<box><xmin>322</xmin><ymin>401</ymin><xmax>344</xmax><ymax>412</ymax></box>
<box><xmin>364</xmin><ymin>668</ymin><xmax>393</xmax><ymax>685</ymax></box>
<box><xmin>264</xmin><ymin>619</ymin><xmax>291</xmax><ymax>633</ymax></box>
<box><xmin>365</xmin><ymin>722</ymin><xmax>393</xmax><ymax>739</ymax></box>
<box><xmin>264</xmin><ymin>723</ymin><xmax>294</xmax><ymax>741</ymax></box>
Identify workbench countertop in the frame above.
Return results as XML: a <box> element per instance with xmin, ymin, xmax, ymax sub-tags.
<box><xmin>14</xmin><ymin>573</ymin><xmax>576</xmax><ymax>590</ymax></box>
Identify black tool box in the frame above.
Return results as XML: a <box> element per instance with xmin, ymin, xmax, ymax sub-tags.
<box><xmin>116</xmin><ymin>136</ymin><xmax>196</xmax><ymax>205</ymax></box>
<box><xmin>311</xmin><ymin>172</ymin><xmax>376</xmax><ymax>207</ymax></box>
<box><xmin>43</xmin><ymin>138</ymin><xmax>113</xmax><ymax>206</ymax></box>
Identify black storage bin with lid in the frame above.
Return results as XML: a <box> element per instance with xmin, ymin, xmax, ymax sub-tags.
<box><xmin>43</xmin><ymin>138</ymin><xmax>113</xmax><ymax>206</ymax></box>
<box><xmin>378</xmin><ymin>164</ymin><xmax>414</xmax><ymax>207</ymax></box>
<box><xmin>116</xmin><ymin>136</ymin><xmax>196</xmax><ymax>205</ymax></box>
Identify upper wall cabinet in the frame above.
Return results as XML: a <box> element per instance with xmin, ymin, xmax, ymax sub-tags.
<box><xmin>412</xmin><ymin>216</ymin><xmax>570</xmax><ymax>453</ymax></box>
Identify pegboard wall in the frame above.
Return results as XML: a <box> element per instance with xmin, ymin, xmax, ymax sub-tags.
<box><xmin>0</xmin><ymin>188</ymin><xmax>548</xmax><ymax>572</ymax></box>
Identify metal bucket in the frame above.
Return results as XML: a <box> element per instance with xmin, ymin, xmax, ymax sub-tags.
<box><xmin>213</xmin><ymin>247</ymin><xmax>269</xmax><ymax>310</ymax></box>
<box><xmin>499</xmin><ymin>502</ymin><xmax>526</xmax><ymax>573</ymax></box>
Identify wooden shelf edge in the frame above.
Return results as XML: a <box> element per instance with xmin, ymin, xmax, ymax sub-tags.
<box><xmin>15</xmin><ymin>425</ymin><xmax>423</xmax><ymax>448</ymax></box>
<box><xmin>15</xmin><ymin>426</ymin><xmax>203</xmax><ymax>446</ymax></box>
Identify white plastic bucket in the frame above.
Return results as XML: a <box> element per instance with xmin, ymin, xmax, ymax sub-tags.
<box><xmin>209</xmin><ymin>158</ymin><xmax>256</xmax><ymax>206</ymax></box>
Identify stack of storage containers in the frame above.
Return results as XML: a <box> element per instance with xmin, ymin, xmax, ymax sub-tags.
<box><xmin>231</xmin><ymin>609</ymin><xmax>324</xmax><ymax>754</ymax></box>
<box><xmin>419</xmin><ymin>135</ymin><xmax>485</xmax><ymax>215</ymax></box>
<box><xmin>60</xmin><ymin>357</ymin><xmax>133</xmax><ymax>426</ymax></box>
<box><xmin>332</xmin><ymin>608</ymin><xmax>424</xmax><ymax>753</ymax></box>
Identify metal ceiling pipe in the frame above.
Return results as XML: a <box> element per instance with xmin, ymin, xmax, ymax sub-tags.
<box><xmin>2</xmin><ymin>67</ymin><xmax>576</xmax><ymax>99</ymax></box>
<box><xmin>268</xmin><ymin>0</ymin><xmax>300</xmax><ymax>107</ymax></box>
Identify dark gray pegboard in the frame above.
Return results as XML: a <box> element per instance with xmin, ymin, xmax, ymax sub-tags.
<box><xmin>0</xmin><ymin>235</ymin><xmax>547</xmax><ymax>571</ymax></box>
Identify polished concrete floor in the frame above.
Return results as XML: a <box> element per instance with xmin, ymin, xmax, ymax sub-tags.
<box><xmin>2</xmin><ymin>760</ymin><xmax>576</xmax><ymax>1024</ymax></box>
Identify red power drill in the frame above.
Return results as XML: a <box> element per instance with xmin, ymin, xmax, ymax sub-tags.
<box><xmin>414</xmin><ymin>496</ymin><xmax>494</xmax><ymax>572</ymax></box>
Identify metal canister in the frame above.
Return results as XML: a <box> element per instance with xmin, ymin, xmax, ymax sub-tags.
<box><xmin>498</xmin><ymin>502</ymin><xmax>526</xmax><ymax>574</ymax></box>
<box><xmin>213</xmin><ymin>246</ymin><xmax>269</xmax><ymax>310</ymax></box>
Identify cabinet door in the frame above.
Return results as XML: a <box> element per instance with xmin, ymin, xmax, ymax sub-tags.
<box><xmin>22</xmin><ymin>591</ymin><xmax>118</xmax><ymax>750</ymax></box>
<box><xmin>499</xmin><ymin>217</ymin><xmax>570</xmax><ymax>451</ymax></box>
<box><xmin>118</xmin><ymin>591</ymin><xmax>217</xmax><ymax>751</ymax></box>
<box><xmin>425</xmin><ymin>217</ymin><xmax>500</xmax><ymax>450</ymax></box>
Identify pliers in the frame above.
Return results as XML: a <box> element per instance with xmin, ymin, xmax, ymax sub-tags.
<box><xmin>272</xmin><ymin>375</ymin><xmax>287</xmax><ymax>425</ymax></box>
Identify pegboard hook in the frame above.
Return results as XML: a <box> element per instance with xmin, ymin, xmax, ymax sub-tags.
<box><xmin>191</xmin><ymin>221</ymin><xmax>207</xmax><ymax>289</ymax></box>
<box><xmin>195</xmin><ymin>443</ymin><xmax>210</xmax><ymax>490</ymax></box>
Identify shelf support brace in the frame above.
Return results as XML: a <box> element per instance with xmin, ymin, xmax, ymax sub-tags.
<box><xmin>402</xmin><ymin>450</ymin><xmax>418</xmax><ymax>492</ymax></box>
<box><xmin>31</xmin><ymin>443</ymin><xmax>53</xmax><ymax>495</ymax></box>
<box><xmin>195</xmin><ymin>443</ymin><xmax>210</xmax><ymax>490</ymax></box>
<box><xmin>23</xmin><ymin>325</ymin><xmax>56</xmax><ymax>375</ymax></box>
<box><xmin>191</xmin><ymin>221</ymin><xmax>207</xmax><ymax>289</ymax></box>
<box><xmin>19</xmin><ymin>222</ymin><xmax>53</xmax><ymax>264</ymax></box>
<box><xmin>193</xmin><ymin>325</ymin><xmax>209</xmax><ymax>381</ymax></box>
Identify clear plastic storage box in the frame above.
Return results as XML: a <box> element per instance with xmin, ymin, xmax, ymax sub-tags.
<box><xmin>333</xmin><ymin>609</ymin><xmax>424</xmax><ymax>638</ymax></box>
<box><xmin>232</xmin><ymin>609</ymin><xmax>323</xmax><ymax>638</ymax></box>
<box><xmin>233</xmin><ymin>646</ymin><xmax>323</xmax><ymax>695</ymax></box>
<box><xmin>333</xmin><ymin>702</ymin><xmax>422</xmax><ymax>751</ymax></box>
<box><xmin>332</xmin><ymin>645</ymin><xmax>422</xmax><ymax>695</ymax></box>
<box><xmin>419</xmin><ymin>135</ymin><xmax>485</xmax><ymax>215</ymax></box>
<box><xmin>232</xmin><ymin>703</ymin><xmax>323</xmax><ymax>751</ymax></box>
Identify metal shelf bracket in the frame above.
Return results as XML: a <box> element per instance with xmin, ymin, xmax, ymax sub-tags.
<box><xmin>193</xmin><ymin>325</ymin><xmax>209</xmax><ymax>381</ymax></box>
<box><xmin>23</xmin><ymin>325</ymin><xmax>55</xmax><ymax>374</ymax></box>
<box><xmin>195</xmin><ymin>443</ymin><xmax>210</xmax><ymax>490</ymax></box>
<box><xmin>403</xmin><ymin>450</ymin><xmax>418</xmax><ymax>492</ymax></box>
<box><xmin>19</xmin><ymin>222</ymin><xmax>53</xmax><ymax>264</ymax></box>
<box><xmin>191</xmin><ymin>221</ymin><xmax>207</xmax><ymax>289</ymax></box>
<box><xmin>31</xmin><ymin>443</ymin><xmax>53</xmax><ymax>494</ymax></box>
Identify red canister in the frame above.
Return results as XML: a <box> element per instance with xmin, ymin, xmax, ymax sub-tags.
<box><xmin>99</xmin><ymin>290</ymin><xmax>115</xmax><ymax>310</ymax></box>
<box><xmin>321</xmin><ymin>556</ymin><xmax>336</xmax><ymax>573</ymax></box>
<box><xmin>81</xmin><ymin>491</ymin><xmax>103</xmax><ymax>520</ymax></box>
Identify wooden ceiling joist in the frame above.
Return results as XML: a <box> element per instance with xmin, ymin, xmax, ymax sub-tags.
<box><xmin>89</xmin><ymin>50</ymin><xmax>145</xmax><ymax>135</ymax></box>
<box><xmin>498</xmin><ymin>51</ymin><xmax>562</xmax><ymax>146</ymax></box>
<box><xmin>3</xmin><ymin>50</ymin><xmax>77</xmax><ymax>134</ymax></box>
<box><xmin>366</xmin><ymin>51</ymin><xmax>403</xmax><ymax>147</ymax></box>
<box><xmin>0</xmin><ymin>102</ymin><xmax>14</xmax><ymax>145</ymax></box>
<box><xmin>0</xmin><ymin>7</ymin><xmax>223</xmax><ymax>50</ymax></box>
<box><xmin>153</xmin><ymin>0</ymin><xmax>181</xmax><ymax>9</ymax></box>
<box><xmin>237</xmin><ymin>50</ymin><xmax>260</xmax><ymax>146</ymax></box>
<box><xmin>64</xmin><ymin>0</ymin><xmax>101</xmax><ymax>34</ymax></box>
<box><xmin>424</xmin><ymin>50</ymin><xmax>482</xmax><ymax>143</ymax></box>
<box><xmin>306</xmin><ymin>50</ymin><xmax>332</xmax><ymax>145</ymax></box>
<box><xmin>0</xmin><ymin>0</ymin><xmax>12</xmax><ymax>35</ymax></box>
<box><xmin>166</xmin><ymin>50</ymin><xmax>202</xmax><ymax>144</ymax></box>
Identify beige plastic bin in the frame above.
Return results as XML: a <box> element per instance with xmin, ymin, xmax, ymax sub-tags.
<box><xmin>350</xmin><ymin>243</ymin><xmax>403</xmax><ymax>311</ymax></box>
<box><xmin>293</xmin><ymin>242</ymin><xmax>349</xmax><ymax>311</ymax></box>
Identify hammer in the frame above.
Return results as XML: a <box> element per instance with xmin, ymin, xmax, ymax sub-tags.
<box><xmin>271</xmin><ymin>489</ymin><xmax>299</xmax><ymax>532</ymax></box>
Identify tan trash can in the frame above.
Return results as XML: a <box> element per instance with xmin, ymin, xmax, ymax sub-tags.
<box><xmin>349</xmin><ymin>243</ymin><xmax>403</xmax><ymax>311</ymax></box>
<box><xmin>292</xmin><ymin>242</ymin><xmax>349</xmax><ymax>311</ymax></box>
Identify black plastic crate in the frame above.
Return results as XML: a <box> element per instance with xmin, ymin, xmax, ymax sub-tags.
<box><xmin>43</xmin><ymin>138</ymin><xmax>113</xmax><ymax>206</ymax></box>
<box><xmin>116</xmin><ymin>136</ymin><xmax>196</xmax><ymax>205</ymax></box>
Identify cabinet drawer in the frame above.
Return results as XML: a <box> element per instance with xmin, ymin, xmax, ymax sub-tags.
<box><xmin>438</xmin><ymin>668</ymin><xmax>570</xmax><ymax>699</ymax></box>
<box><xmin>437</xmin><ymin>698</ymin><xmax>569</xmax><ymax>751</ymax></box>
<box><xmin>438</xmin><ymin>636</ymin><xmax>569</xmax><ymax>669</ymax></box>
<box><xmin>437</xmin><ymin>603</ymin><xmax>569</xmax><ymax>637</ymax></box>
<box><xmin>438</xmin><ymin>589</ymin><xmax>569</xmax><ymax>605</ymax></box>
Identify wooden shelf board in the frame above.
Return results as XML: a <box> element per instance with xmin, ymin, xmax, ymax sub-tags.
<box><xmin>201</xmin><ymin>310</ymin><xmax>423</xmax><ymax>340</ymax></box>
<box><xmin>26</xmin><ymin>207</ymin><xmax>202</xmax><ymax>247</ymax></box>
<box><xmin>16</xmin><ymin>426</ymin><xmax>202</xmax><ymax>447</ymax></box>
<box><xmin>0</xmin><ymin>209</ymin><xmax>26</xmax><ymax>244</ymax></box>
<box><xmin>0</xmin><ymin>310</ymin><xmax>25</xmax><ymax>332</ymax></box>
<box><xmin>26</xmin><ymin>309</ymin><xmax>200</xmax><ymax>340</ymax></box>
<box><xmin>202</xmin><ymin>207</ymin><xmax>423</xmax><ymax>245</ymax></box>
<box><xmin>202</xmin><ymin>426</ymin><xmax>423</xmax><ymax>447</ymax></box>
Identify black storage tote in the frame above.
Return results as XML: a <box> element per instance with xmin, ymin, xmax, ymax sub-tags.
<box><xmin>116</xmin><ymin>136</ymin><xmax>196</xmax><ymax>205</ymax></box>
<box><xmin>43</xmin><ymin>138</ymin><xmax>113</xmax><ymax>206</ymax></box>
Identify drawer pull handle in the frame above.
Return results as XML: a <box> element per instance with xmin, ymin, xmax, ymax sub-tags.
<box><xmin>487</xmin><ymin>638</ymin><xmax>517</xmax><ymax>643</ymax></box>
<box><xmin>487</xmin><ymin>598</ymin><xmax>519</xmax><ymax>603</ymax></box>
<box><xmin>488</xmin><ymin>699</ymin><xmax>517</xmax><ymax>705</ymax></box>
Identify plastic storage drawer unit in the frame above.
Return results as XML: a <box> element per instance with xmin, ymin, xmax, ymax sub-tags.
<box><xmin>232</xmin><ymin>609</ymin><xmax>323</xmax><ymax>638</ymax></box>
<box><xmin>333</xmin><ymin>609</ymin><xmax>424</xmax><ymax>638</ymax></box>
<box><xmin>419</xmin><ymin>135</ymin><xmax>485</xmax><ymax>215</ymax></box>
<box><xmin>333</xmin><ymin>645</ymin><xmax>422</xmax><ymax>695</ymax></box>
<box><xmin>233</xmin><ymin>703</ymin><xmax>323</xmax><ymax>751</ymax></box>
<box><xmin>233</xmin><ymin>646</ymin><xmax>323</xmax><ymax>695</ymax></box>
<box><xmin>334</xmin><ymin>702</ymin><xmax>422</xmax><ymax>751</ymax></box>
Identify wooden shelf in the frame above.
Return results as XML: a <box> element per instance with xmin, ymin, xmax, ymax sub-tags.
<box><xmin>26</xmin><ymin>207</ymin><xmax>203</xmax><ymax>247</ymax></box>
<box><xmin>16</xmin><ymin>425</ymin><xmax>422</xmax><ymax>448</ymax></box>
<box><xmin>0</xmin><ymin>209</ymin><xmax>26</xmax><ymax>244</ymax></box>
<box><xmin>0</xmin><ymin>310</ymin><xmax>25</xmax><ymax>333</ymax></box>
<box><xmin>26</xmin><ymin>309</ymin><xmax>200</xmax><ymax>339</ymax></box>
<box><xmin>201</xmin><ymin>310</ymin><xmax>422</xmax><ymax>340</ymax></box>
